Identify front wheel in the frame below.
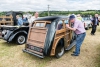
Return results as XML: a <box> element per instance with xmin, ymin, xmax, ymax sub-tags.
<box><xmin>16</xmin><ymin>35</ymin><xmax>26</xmax><ymax>45</ymax></box>
<box><xmin>86</xmin><ymin>25</ymin><xmax>89</xmax><ymax>30</ymax></box>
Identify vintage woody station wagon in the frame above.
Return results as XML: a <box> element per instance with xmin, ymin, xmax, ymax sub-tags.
<box><xmin>23</xmin><ymin>16</ymin><xmax>76</xmax><ymax>58</ymax></box>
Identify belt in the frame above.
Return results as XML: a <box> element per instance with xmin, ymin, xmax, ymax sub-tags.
<box><xmin>77</xmin><ymin>32</ymin><xmax>86</xmax><ymax>35</ymax></box>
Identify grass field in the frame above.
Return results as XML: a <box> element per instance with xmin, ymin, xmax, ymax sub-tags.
<box><xmin>0</xmin><ymin>26</ymin><xmax>100</xmax><ymax>67</ymax></box>
<box><xmin>96</xmin><ymin>29</ymin><xmax>100</xmax><ymax>67</ymax></box>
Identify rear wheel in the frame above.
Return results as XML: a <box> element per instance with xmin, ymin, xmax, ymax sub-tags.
<box><xmin>55</xmin><ymin>39</ymin><xmax>65</xmax><ymax>58</ymax></box>
<box><xmin>16</xmin><ymin>35</ymin><xmax>26</xmax><ymax>45</ymax></box>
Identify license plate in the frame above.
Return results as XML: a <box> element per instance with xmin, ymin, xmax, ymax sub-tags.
<box><xmin>31</xmin><ymin>46</ymin><xmax>41</xmax><ymax>52</ymax></box>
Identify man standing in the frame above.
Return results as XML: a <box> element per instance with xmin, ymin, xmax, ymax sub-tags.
<box><xmin>91</xmin><ymin>14</ymin><xmax>99</xmax><ymax>35</ymax></box>
<box><xmin>66</xmin><ymin>15</ymin><xmax>86</xmax><ymax>56</ymax></box>
<box><xmin>77</xmin><ymin>14</ymin><xmax>83</xmax><ymax>21</ymax></box>
<box><xmin>28</xmin><ymin>12</ymin><xmax>39</xmax><ymax>24</ymax></box>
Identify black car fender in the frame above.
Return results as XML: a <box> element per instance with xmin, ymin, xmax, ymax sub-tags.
<box><xmin>8</xmin><ymin>30</ymin><xmax>28</xmax><ymax>42</ymax></box>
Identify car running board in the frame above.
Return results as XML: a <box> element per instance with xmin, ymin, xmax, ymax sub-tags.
<box><xmin>22</xmin><ymin>49</ymin><xmax>44</xmax><ymax>59</ymax></box>
<box><xmin>65</xmin><ymin>40</ymin><xmax>76</xmax><ymax>50</ymax></box>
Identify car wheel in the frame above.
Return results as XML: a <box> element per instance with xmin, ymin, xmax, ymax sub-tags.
<box><xmin>86</xmin><ymin>25</ymin><xmax>89</xmax><ymax>30</ymax></box>
<box><xmin>55</xmin><ymin>46</ymin><xmax>65</xmax><ymax>58</ymax></box>
<box><xmin>16</xmin><ymin>35</ymin><xmax>26</xmax><ymax>45</ymax></box>
<box><xmin>55</xmin><ymin>39</ymin><xmax>65</xmax><ymax>58</ymax></box>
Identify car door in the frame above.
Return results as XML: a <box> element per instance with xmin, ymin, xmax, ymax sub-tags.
<box><xmin>50</xmin><ymin>19</ymin><xmax>73</xmax><ymax>56</ymax></box>
<box><xmin>26</xmin><ymin>21</ymin><xmax>51</xmax><ymax>57</ymax></box>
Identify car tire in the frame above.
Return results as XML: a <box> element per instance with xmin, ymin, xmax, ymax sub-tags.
<box><xmin>55</xmin><ymin>46</ymin><xmax>65</xmax><ymax>58</ymax></box>
<box><xmin>16</xmin><ymin>35</ymin><xmax>26</xmax><ymax>45</ymax></box>
<box><xmin>86</xmin><ymin>25</ymin><xmax>89</xmax><ymax>30</ymax></box>
<box><xmin>55</xmin><ymin>39</ymin><xmax>65</xmax><ymax>58</ymax></box>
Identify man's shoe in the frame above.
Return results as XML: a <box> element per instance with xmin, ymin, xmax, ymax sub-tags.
<box><xmin>73</xmin><ymin>51</ymin><xmax>75</xmax><ymax>53</ymax></box>
<box><xmin>73</xmin><ymin>51</ymin><xmax>80</xmax><ymax>54</ymax></box>
<box><xmin>91</xmin><ymin>33</ymin><xmax>93</xmax><ymax>35</ymax></box>
<box><xmin>71</xmin><ymin>54</ymin><xmax>79</xmax><ymax>56</ymax></box>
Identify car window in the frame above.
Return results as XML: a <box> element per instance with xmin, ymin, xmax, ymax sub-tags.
<box><xmin>58</xmin><ymin>20</ymin><xmax>69</xmax><ymax>24</ymax></box>
<box><xmin>35</xmin><ymin>23</ymin><xmax>45</xmax><ymax>27</ymax></box>
<box><xmin>57</xmin><ymin>20</ymin><xmax>68</xmax><ymax>30</ymax></box>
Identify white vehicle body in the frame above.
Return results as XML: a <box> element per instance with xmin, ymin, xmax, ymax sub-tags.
<box><xmin>84</xmin><ymin>20</ymin><xmax>92</xmax><ymax>30</ymax></box>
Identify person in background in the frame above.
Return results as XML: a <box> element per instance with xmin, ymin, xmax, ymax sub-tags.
<box><xmin>16</xmin><ymin>15</ymin><xmax>23</xmax><ymax>26</ymax></box>
<box><xmin>66</xmin><ymin>15</ymin><xmax>86</xmax><ymax>56</ymax></box>
<box><xmin>28</xmin><ymin>15</ymin><xmax>32</xmax><ymax>23</ymax></box>
<box><xmin>77</xmin><ymin>14</ymin><xmax>83</xmax><ymax>21</ymax></box>
<box><xmin>90</xmin><ymin>15</ymin><xmax>93</xmax><ymax>20</ymax></box>
<box><xmin>22</xmin><ymin>15</ymin><xmax>28</xmax><ymax>23</ymax></box>
<box><xmin>28</xmin><ymin>12</ymin><xmax>39</xmax><ymax>24</ymax></box>
<box><xmin>91</xmin><ymin>14</ymin><xmax>99</xmax><ymax>35</ymax></box>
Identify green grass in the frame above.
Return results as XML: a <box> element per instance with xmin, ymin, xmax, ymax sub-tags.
<box><xmin>98</xmin><ymin>28</ymin><xmax>100</xmax><ymax>32</ymax></box>
<box><xmin>0</xmin><ymin>40</ymin><xmax>54</xmax><ymax>67</ymax></box>
<box><xmin>0</xmin><ymin>26</ymin><xmax>100</xmax><ymax>67</ymax></box>
<box><xmin>95</xmin><ymin>44</ymin><xmax>100</xmax><ymax>67</ymax></box>
<box><xmin>96</xmin><ymin>29</ymin><xmax>100</xmax><ymax>67</ymax></box>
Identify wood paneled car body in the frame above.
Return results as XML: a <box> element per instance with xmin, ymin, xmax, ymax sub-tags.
<box><xmin>23</xmin><ymin>16</ymin><xmax>76</xmax><ymax>58</ymax></box>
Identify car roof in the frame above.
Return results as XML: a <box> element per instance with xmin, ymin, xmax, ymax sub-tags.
<box><xmin>35</xmin><ymin>16</ymin><xmax>68</xmax><ymax>21</ymax></box>
<box><xmin>6</xmin><ymin>11</ymin><xmax>23</xmax><ymax>15</ymax></box>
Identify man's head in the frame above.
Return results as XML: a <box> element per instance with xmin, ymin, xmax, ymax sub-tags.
<box><xmin>34</xmin><ymin>12</ymin><xmax>39</xmax><ymax>18</ymax></box>
<box><xmin>69</xmin><ymin>15</ymin><xmax>75</xmax><ymax>23</ymax></box>
<box><xmin>77</xmin><ymin>14</ymin><xmax>81</xmax><ymax>17</ymax></box>
<box><xmin>95</xmin><ymin>14</ymin><xmax>98</xmax><ymax>18</ymax></box>
<box><xmin>16</xmin><ymin>15</ymin><xmax>20</xmax><ymax>19</ymax></box>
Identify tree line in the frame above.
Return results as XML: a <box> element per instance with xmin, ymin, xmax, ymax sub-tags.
<box><xmin>0</xmin><ymin>10</ymin><xmax>100</xmax><ymax>17</ymax></box>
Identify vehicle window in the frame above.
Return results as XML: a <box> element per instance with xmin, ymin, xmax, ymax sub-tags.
<box><xmin>57</xmin><ymin>20</ymin><xmax>63</xmax><ymax>30</ymax></box>
<box><xmin>57</xmin><ymin>20</ymin><xmax>69</xmax><ymax>30</ymax></box>
<box><xmin>35</xmin><ymin>23</ymin><xmax>45</xmax><ymax>27</ymax></box>
<box><xmin>0</xmin><ymin>18</ymin><xmax>3</xmax><ymax>21</ymax></box>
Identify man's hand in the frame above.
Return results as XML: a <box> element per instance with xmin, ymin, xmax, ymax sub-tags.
<box><xmin>91</xmin><ymin>22</ymin><xmax>93</xmax><ymax>25</ymax></box>
<box><xmin>66</xmin><ymin>24</ymin><xmax>76</xmax><ymax>31</ymax></box>
<box><xmin>66</xmin><ymin>24</ymin><xmax>70</xmax><ymax>28</ymax></box>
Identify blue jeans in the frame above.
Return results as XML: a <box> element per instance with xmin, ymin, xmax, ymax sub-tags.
<box><xmin>74</xmin><ymin>33</ymin><xmax>86</xmax><ymax>55</ymax></box>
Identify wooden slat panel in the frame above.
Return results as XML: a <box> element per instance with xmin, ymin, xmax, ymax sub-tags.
<box><xmin>0</xmin><ymin>15</ymin><xmax>13</xmax><ymax>25</ymax></box>
<box><xmin>56</xmin><ymin>29</ymin><xmax>66</xmax><ymax>34</ymax></box>
<box><xmin>27</xmin><ymin>40</ymin><xmax>44</xmax><ymax>48</ymax></box>
<box><xmin>27</xmin><ymin>28</ymin><xmax>47</xmax><ymax>49</ymax></box>
<box><xmin>29</xmin><ymin>31</ymin><xmax>46</xmax><ymax>42</ymax></box>
<box><xmin>30</xmin><ymin>28</ymin><xmax>47</xmax><ymax>34</ymax></box>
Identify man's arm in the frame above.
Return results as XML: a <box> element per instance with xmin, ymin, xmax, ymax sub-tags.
<box><xmin>66</xmin><ymin>24</ymin><xmax>76</xmax><ymax>31</ymax></box>
<box><xmin>91</xmin><ymin>22</ymin><xmax>93</xmax><ymax>25</ymax></box>
<box><xmin>68</xmin><ymin>27</ymin><xmax>76</xmax><ymax>31</ymax></box>
<box><xmin>98</xmin><ymin>20</ymin><xmax>99</xmax><ymax>26</ymax></box>
<box><xmin>91</xmin><ymin>18</ymin><xmax>94</xmax><ymax>25</ymax></box>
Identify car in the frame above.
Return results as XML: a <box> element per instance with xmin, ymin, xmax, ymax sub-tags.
<box><xmin>0</xmin><ymin>11</ymin><xmax>25</xmax><ymax>38</ymax></box>
<box><xmin>23</xmin><ymin>16</ymin><xmax>76</xmax><ymax>58</ymax></box>
<box><xmin>83</xmin><ymin>18</ymin><xmax>92</xmax><ymax>30</ymax></box>
<box><xmin>1</xmin><ymin>25</ymin><xmax>29</xmax><ymax>45</ymax></box>
<box><xmin>0</xmin><ymin>11</ymin><xmax>24</xmax><ymax>26</ymax></box>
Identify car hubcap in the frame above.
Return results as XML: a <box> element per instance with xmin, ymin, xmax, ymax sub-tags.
<box><xmin>18</xmin><ymin>36</ymin><xmax>25</xmax><ymax>44</ymax></box>
<box><xmin>58</xmin><ymin>47</ymin><xmax>64</xmax><ymax>56</ymax></box>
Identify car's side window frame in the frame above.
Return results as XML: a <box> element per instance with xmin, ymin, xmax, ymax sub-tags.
<box><xmin>56</xmin><ymin>19</ymin><xmax>69</xmax><ymax>30</ymax></box>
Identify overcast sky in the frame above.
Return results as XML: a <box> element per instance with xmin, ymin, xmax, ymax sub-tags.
<box><xmin>0</xmin><ymin>0</ymin><xmax>100</xmax><ymax>11</ymax></box>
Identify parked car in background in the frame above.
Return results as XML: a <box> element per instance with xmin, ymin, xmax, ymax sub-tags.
<box><xmin>23</xmin><ymin>16</ymin><xmax>76</xmax><ymax>58</ymax></box>
<box><xmin>0</xmin><ymin>11</ymin><xmax>24</xmax><ymax>38</ymax></box>
<box><xmin>1</xmin><ymin>24</ymin><xmax>29</xmax><ymax>45</ymax></box>
<box><xmin>83</xmin><ymin>17</ymin><xmax>92</xmax><ymax>30</ymax></box>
